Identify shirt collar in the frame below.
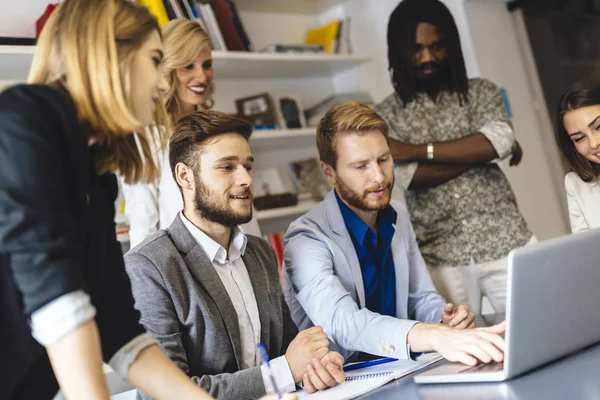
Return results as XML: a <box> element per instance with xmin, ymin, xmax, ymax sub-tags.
<box><xmin>179</xmin><ymin>212</ymin><xmax>247</xmax><ymax>265</ymax></box>
<box><xmin>335</xmin><ymin>190</ymin><xmax>397</xmax><ymax>245</ymax></box>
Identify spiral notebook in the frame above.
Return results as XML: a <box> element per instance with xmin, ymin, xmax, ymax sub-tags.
<box><xmin>296</xmin><ymin>353</ymin><xmax>443</xmax><ymax>400</ymax></box>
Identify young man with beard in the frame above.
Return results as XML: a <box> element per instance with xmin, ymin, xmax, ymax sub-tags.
<box><xmin>374</xmin><ymin>0</ymin><xmax>535</xmax><ymax>316</ymax></box>
<box><xmin>124</xmin><ymin>111</ymin><xmax>345</xmax><ymax>400</ymax></box>
<box><xmin>283</xmin><ymin>102</ymin><xmax>506</xmax><ymax>367</ymax></box>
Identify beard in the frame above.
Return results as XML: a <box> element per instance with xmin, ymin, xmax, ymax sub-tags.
<box><xmin>193</xmin><ymin>174</ymin><xmax>253</xmax><ymax>228</ymax></box>
<box><xmin>335</xmin><ymin>176</ymin><xmax>394</xmax><ymax>212</ymax></box>
<box><xmin>415</xmin><ymin>60</ymin><xmax>452</xmax><ymax>93</ymax></box>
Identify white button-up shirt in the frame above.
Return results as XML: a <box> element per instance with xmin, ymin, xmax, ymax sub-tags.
<box><xmin>180</xmin><ymin>213</ymin><xmax>296</xmax><ymax>393</ymax></box>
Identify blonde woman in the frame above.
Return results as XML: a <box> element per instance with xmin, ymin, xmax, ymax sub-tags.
<box><xmin>0</xmin><ymin>1</ymin><xmax>214</xmax><ymax>399</ymax></box>
<box><xmin>122</xmin><ymin>19</ymin><xmax>216</xmax><ymax>247</ymax></box>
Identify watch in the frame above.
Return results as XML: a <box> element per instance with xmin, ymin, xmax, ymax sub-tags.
<box><xmin>426</xmin><ymin>143</ymin><xmax>434</xmax><ymax>160</ymax></box>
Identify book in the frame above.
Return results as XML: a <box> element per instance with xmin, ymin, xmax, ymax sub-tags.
<box><xmin>210</xmin><ymin>0</ymin><xmax>246</xmax><ymax>51</ymax></box>
<box><xmin>268</xmin><ymin>233</ymin><xmax>284</xmax><ymax>281</ymax></box>
<box><xmin>226</xmin><ymin>0</ymin><xmax>254</xmax><ymax>51</ymax></box>
<box><xmin>178</xmin><ymin>0</ymin><xmax>195</xmax><ymax>18</ymax></box>
<box><xmin>162</xmin><ymin>0</ymin><xmax>177</xmax><ymax>20</ymax></box>
<box><xmin>168</xmin><ymin>0</ymin><xmax>184</xmax><ymax>18</ymax></box>
<box><xmin>196</xmin><ymin>2</ymin><xmax>227</xmax><ymax>51</ymax></box>
<box><xmin>304</xmin><ymin>20</ymin><xmax>341</xmax><ymax>54</ymax></box>
<box><xmin>189</xmin><ymin>2</ymin><xmax>209</xmax><ymax>33</ymax></box>
<box><xmin>136</xmin><ymin>0</ymin><xmax>169</xmax><ymax>27</ymax></box>
<box><xmin>260</xmin><ymin>44</ymin><xmax>325</xmax><ymax>54</ymax></box>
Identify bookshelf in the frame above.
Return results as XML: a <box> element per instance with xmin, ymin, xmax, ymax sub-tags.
<box><xmin>213</xmin><ymin>50</ymin><xmax>369</xmax><ymax>79</ymax></box>
<box><xmin>255</xmin><ymin>200</ymin><xmax>320</xmax><ymax>220</ymax></box>
<box><xmin>249</xmin><ymin>128</ymin><xmax>315</xmax><ymax>151</ymax></box>
<box><xmin>0</xmin><ymin>8</ymin><xmax>373</xmax><ymax>237</ymax></box>
<box><xmin>0</xmin><ymin>45</ymin><xmax>368</xmax><ymax>83</ymax></box>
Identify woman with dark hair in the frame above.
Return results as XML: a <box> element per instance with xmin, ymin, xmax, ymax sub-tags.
<box><xmin>555</xmin><ymin>79</ymin><xmax>600</xmax><ymax>233</ymax></box>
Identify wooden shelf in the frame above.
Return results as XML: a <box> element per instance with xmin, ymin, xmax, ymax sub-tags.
<box><xmin>249</xmin><ymin>128</ymin><xmax>316</xmax><ymax>151</ymax></box>
<box><xmin>255</xmin><ymin>200</ymin><xmax>319</xmax><ymax>220</ymax></box>
<box><xmin>212</xmin><ymin>51</ymin><xmax>369</xmax><ymax>79</ymax></box>
<box><xmin>0</xmin><ymin>46</ymin><xmax>369</xmax><ymax>81</ymax></box>
<box><xmin>0</xmin><ymin>45</ymin><xmax>34</xmax><ymax>82</ymax></box>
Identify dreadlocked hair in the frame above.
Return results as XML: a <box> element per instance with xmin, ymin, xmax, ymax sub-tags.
<box><xmin>387</xmin><ymin>0</ymin><xmax>469</xmax><ymax>105</ymax></box>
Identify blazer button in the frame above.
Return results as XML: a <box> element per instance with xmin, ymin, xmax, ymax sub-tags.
<box><xmin>388</xmin><ymin>345</ymin><xmax>395</xmax><ymax>353</ymax></box>
<box><xmin>379</xmin><ymin>345</ymin><xmax>386</xmax><ymax>352</ymax></box>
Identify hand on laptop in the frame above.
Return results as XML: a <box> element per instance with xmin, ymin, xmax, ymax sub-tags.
<box><xmin>442</xmin><ymin>303</ymin><xmax>475</xmax><ymax>329</ymax></box>
<box><xmin>285</xmin><ymin>326</ymin><xmax>345</xmax><ymax>392</ymax></box>
<box><xmin>408</xmin><ymin>321</ymin><xmax>505</xmax><ymax>366</ymax></box>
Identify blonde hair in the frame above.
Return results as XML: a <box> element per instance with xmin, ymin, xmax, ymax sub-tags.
<box><xmin>317</xmin><ymin>102</ymin><xmax>389</xmax><ymax>168</ymax></box>
<box><xmin>28</xmin><ymin>0</ymin><xmax>169</xmax><ymax>184</ymax></box>
<box><xmin>162</xmin><ymin>19</ymin><xmax>214</xmax><ymax>117</ymax></box>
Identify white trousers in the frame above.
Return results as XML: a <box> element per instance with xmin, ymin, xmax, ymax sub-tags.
<box><xmin>428</xmin><ymin>236</ymin><xmax>538</xmax><ymax>316</ymax></box>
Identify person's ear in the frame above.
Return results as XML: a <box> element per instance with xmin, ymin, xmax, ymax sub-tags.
<box><xmin>174</xmin><ymin>162</ymin><xmax>194</xmax><ymax>191</ymax></box>
<box><xmin>321</xmin><ymin>161</ymin><xmax>336</xmax><ymax>186</ymax></box>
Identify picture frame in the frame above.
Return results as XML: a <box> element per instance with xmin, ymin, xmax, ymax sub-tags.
<box><xmin>276</xmin><ymin>95</ymin><xmax>307</xmax><ymax>129</ymax></box>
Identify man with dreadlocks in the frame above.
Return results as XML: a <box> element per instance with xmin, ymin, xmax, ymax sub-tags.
<box><xmin>375</xmin><ymin>0</ymin><xmax>536</xmax><ymax>317</ymax></box>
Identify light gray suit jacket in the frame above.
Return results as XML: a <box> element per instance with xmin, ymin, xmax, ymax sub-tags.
<box><xmin>283</xmin><ymin>190</ymin><xmax>446</xmax><ymax>361</ymax></box>
<box><xmin>125</xmin><ymin>216</ymin><xmax>298</xmax><ymax>400</ymax></box>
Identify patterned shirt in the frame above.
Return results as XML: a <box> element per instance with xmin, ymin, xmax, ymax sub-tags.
<box><xmin>375</xmin><ymin>78</ymin><xmax>532</xmax><ymax>267</ymax></box>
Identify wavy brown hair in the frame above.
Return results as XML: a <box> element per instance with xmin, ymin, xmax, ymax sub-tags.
<box><xmin>555</xmin><ymin>80</ymin><xmax>600</xmax><ymax>183</ymax></box>
<box><xmin>28</xmin><ymin>0</ymin><xmax>169</xmax><ymax>184</ymax></box>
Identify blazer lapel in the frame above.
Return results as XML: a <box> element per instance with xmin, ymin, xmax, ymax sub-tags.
<box><xmin>323</xmin><ymin>190</ymin><xmax>366</xmax><ymax>308</ymax></box>
<box><xmin>242</xmin><ymin>246</ymin><xmax>271</xmax><ymax>352</ymax></box>
<box><xmin>167</xmin><ymin>216</ymin><xmax>244</xmax><ymax>369</ymax></box>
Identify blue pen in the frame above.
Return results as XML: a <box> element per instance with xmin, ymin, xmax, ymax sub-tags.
<box><xmin>343</xmin><ymin>357</ymin><xmax>398</xmax><ymax>372</ymax></box>
<box><xmin>258</xmin><ymin>343</ymin><xmax>283</xmax><ymax>399</ymax></box>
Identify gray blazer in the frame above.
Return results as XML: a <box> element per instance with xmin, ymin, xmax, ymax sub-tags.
<box><xmin>283</xmin><ymin>190</ymin><xmax>446</xmax><ymax>361</ymax></box>
<box><xmin>125</xmin><ymin>216</ymin><xmax>298</xmax><ymax>400</ymax></box>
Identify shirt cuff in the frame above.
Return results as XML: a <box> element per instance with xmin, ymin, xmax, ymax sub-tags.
<box><xmin>30</xmin><ymin>290</ymin><xmax>97</xmax><ymax>346</ymax></box>
<box><xmin>393</xmin><ymin>162</ymin><xmax>418</xmax><ymax>190</ymax></box>
<box><xmin>479</xmin><ymin>121</ymin><xmax>515</xmax><ymax>161</ymax></box>
<box><xmin>108</xmin><ymin>333</ymin><xmax>159</xmax><ymax>379</ymax></box>
<box><xmin>261</xmin><ymin>355</ymin><xmax>297</xmax><ymax>394</ymax></box>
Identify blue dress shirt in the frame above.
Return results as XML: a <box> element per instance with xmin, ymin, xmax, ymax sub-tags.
<box><xmin>335</xmin><ymin>190</ymin><xmax>397</xmax><ymax>317</ymax></box>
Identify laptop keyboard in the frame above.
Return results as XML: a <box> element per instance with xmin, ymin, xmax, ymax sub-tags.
<box><xmin>459</xmin><ymin>361</ymin><xmax>504</xmax><ymax>374</ymax></box>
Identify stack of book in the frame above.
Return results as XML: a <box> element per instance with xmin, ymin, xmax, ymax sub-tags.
<box><xmin>261</xmin><ymin>17</ymin><xmax>353</xmax><ymax>55</ymax></box>
<box><xmin>137</xmin><ymin>0</ymin><xmax>253</xmax><ymax>51</ymax></box>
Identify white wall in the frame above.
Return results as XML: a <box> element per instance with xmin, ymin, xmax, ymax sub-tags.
<box><xmin>463</xmin><ymin>0</ymin><xmax>569</xmax><ymax>239</ymax></box>
<box><xmin>0</xmin><ymin>0</ymin><xmax>54</xmax><ymax>38</ymax></box>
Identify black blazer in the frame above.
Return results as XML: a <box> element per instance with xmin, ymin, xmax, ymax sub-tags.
<box><xmin>0</xmin><ymin>85</ymin><xmax>145</xmax><ymax>399</ymax></box>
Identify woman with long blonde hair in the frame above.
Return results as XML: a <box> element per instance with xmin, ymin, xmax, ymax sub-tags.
<box><xmin>0</xmin><ymin>1</ymin><xmax>213</xmax><ymax>399</ymax></box>
<box><xmin>121</xmin><ymin>18</ymin><xmax>219</xmax><ymax>247</ymax></box>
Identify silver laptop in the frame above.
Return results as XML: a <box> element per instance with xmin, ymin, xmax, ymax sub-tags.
<box><xmin>414</xmin><ymin>227</ymin><xmax>600</xmax><ymax>384</ymax></box>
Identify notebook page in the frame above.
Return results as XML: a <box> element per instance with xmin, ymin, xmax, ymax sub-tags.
<box><xmin>295</xmin><ymin>373</ymin><xmax>394</xmax><ymax>400</ymax></box>
<box><xmin>345</xmin><ymin>353</ymin><xmax>444</xmax><ymax>380</ymax></box>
